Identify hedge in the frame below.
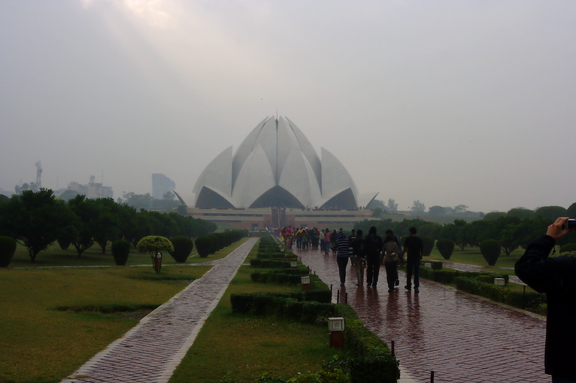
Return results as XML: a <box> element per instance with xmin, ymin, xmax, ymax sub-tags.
<box><xmin>250</xmin><ymin>259</ymin><xmax>292</xmax><ymax>268</ymax></box>
<box><xmin>251</xmin><ymin>271</ymin><xmax>308</xmax><ymax>285</ymax></box>
<box><xmin>230</xmin><ymin>291</ymin><xmax>333</xmax><ymax>323</ymax></box>
<box><xmin>334</xmin><ymin>304</ymin><xmax>400</xmax><ymax>383</ymax></box>
<box><xmin>455</xmin><ymin>277</ymin><xmax>545</xmax><ymax>310</ymax></box>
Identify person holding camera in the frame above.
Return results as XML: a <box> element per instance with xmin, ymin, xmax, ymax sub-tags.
<box><xmin>515</xmin><ymin>217</ymin><xmax>576</xmax><ymax>383</ymax></box>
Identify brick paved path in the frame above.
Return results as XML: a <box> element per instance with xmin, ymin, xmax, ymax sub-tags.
<box><xmin>295</xmin><ymin>249</ymin><xmax>548</xmax><ymax>383</ymax></box>
<box><xmin>61</xmin><ymin>238</ymin><xmax>258</xmax><ymax>383</ymax></box>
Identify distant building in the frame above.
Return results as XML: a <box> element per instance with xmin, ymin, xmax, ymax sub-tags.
<box><xmin>152</xmin><ymin>173</ymin><xmax>176</xmax><ymax>200</ymax></box>
<box><xmin>55</xmin><ymin>176</ymin><xmax>113</xmax><ymax>199</ymax></box>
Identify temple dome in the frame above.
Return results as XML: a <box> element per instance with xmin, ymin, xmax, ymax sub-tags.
<box><xmin>192</xmin><ymin>116</ymin><xmax>367</xmax><ymax>209</ymax></box>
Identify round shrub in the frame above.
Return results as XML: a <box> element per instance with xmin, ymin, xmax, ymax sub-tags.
<box><xmin>560</xmin><ymin>243</ymin><xmax>576</xmax><ymax>254</ymax></box>
<box><xmin>422</xmin><ymin>236</ymin><xmax>435</xmax><ymax>256</ymax></box>
<box><xmin>169</xmin><ymin>236</ymin><xmax>194</xmax><ymax>263</ymax></box>
<box><xmin>480</xmin><ymin>239</ymin><xmax>501</xmax><ymax>266</ymax></box>
<box><xmin>0</xmin><ymin>236</ymin><xmax>17</xmax><ymax>267</ymax></box>
<box><xmin>195</xmin><ymin>236</ymin><xmax>213</xmax><ymax>258</ymax></box>
<box><xmin>436</xmin><ymin>239</ymin><xmax>454</xmax><ymax>260</ymax></box>
<box><xmin>111</xmin><ymin>240</ymin><xmax>131</xmax><ymax>266</ymax></box>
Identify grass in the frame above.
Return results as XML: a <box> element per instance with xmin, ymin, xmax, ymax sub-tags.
<box><xmin>8</xmin><ymin>238</ymin><xmax>249</xmax><ymax>268</ymax></box>
<box><xmin>169</xmin><ymin>240</ymin><xmax>347</xmax><ymax>383</ymax></box>
<box><xmin>0</xmin><ymin>265</ymin><xmax>211</xmax><ymax>383</ymax></box>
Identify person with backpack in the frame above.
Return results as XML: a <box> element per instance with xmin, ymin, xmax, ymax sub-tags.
<box><xmin>383</xmin><ymin>233</ymin><xmax>404</xmax><ymax>292</ymax></box>
<box><xmin>350</xmin><ymin>229</ymin><xmax>366</xmax><ymax>286</ymax></box>
<box><xmin>385</xmin><ymin>229</ymin><xmax>402</xmax><ymax>287</ymax></box>
<box><xmin>365</xmin><ymin>226</ymin><xmax>384</xmax><ymax>288</ymax></box>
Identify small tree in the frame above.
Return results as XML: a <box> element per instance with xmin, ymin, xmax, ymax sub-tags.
<box><xmin>480</xmin><ymin>239</ymin><xmax>501</xmax><ymax>266</ymax></box>
<box><xmin>436</xmin><ymin>239</ymin><xmax>454</xmax><ymax>260</ymax></box>
<box><xmin>136</xmin><ymin>236</ymin><xmax>174</xmax><ymax>274</ymax></box>
<box><xmin>372</xmin><ymin>207</ymin><xmax>383</xmax><ymax>218</ymax></box>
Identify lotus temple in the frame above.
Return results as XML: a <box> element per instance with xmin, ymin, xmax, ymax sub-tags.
<box><xmin>184</xmin><ymin>116</ymin><xmax>378</xmax><ymax>229</ymax></box>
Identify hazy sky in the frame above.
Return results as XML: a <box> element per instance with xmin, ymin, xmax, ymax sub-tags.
<box><xmin>2</xmin><ymin>0</ymin><xmax>575</xmax><ymax>213</ymax></box>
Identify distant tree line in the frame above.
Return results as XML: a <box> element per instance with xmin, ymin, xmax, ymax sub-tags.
<box><xmin>355</xmin><ymin>203</ymin><xmax>576</xmax><ymax>256</ymax></box>
<box><xmin>0</xmin><ymin>189</ymin><xmax>216</xmax><ymax>262</ymax></box>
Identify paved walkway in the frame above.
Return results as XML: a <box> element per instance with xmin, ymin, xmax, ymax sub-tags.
<box><xmin>295</xmin><ymin>248</ymin><xmax>548</xmax><ymax>383</ymax></box>
<box><xmin>62</xmin><ymin>237</ymin><xmax>258</xmax><ymax>383</ymax></box>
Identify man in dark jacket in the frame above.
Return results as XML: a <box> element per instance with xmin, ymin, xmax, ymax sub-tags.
<box><xmin>515</xmin><ymin>217</ymin><xmax>576</xmax><ymax>383</ymax></box>
<box><xmin>403</xmin><ymin>227</ymin><xmax>423</xmax><ymax>293</ymax></box>
<box><xmin>365</xmin><ymin>226</ymin><xmax>383</xmax><ymax>288</ymax></box>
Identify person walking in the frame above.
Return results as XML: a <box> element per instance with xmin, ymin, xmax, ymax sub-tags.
<box><xmin>330</xmin><ymin>229</ymin><xmax>338</xmax><ymax>255</ymax></box>
<box><xmin>332</xmin><ymin>230</ymin><xmax>350</xmax><ymax>286</ymax></box>
<box><xmin>323</xmin><ymin>228</ymin><xmax>331</xmax><ymax>255</ymax></box>
<box><xmin>365</xmin><ymin>226</ymin><xmax>383</xmax><ymax>288</ymax></box>
<box><xmin>403</xmin><ymin>227</ymin><xmax>423</xmax><ymax>293</ymax></box>
<box><xmin>385</xmin><ymin>229</ymin><xmax>403</xmax><ymax>287</ymax></box>
<box><xmin>350</xmin><ymin>229</ymin><xmax>366</xmax><ymax>286</ymax></box>
<box><xmin>382</xmin><ymin>233</ymin><xmax>404</xmax><ymax>292</ymax></box>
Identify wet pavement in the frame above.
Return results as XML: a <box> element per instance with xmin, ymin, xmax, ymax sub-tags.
<box><xmin>295</xmin><ymin>248</ymin><xmax>548</xmax><ymax>383</ymax></box>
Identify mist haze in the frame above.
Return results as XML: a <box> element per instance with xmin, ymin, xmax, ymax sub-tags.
<box><xmin>1</xmin><ymin>0</ymin><xmax>575</xmax><ymax>213</ymax></box>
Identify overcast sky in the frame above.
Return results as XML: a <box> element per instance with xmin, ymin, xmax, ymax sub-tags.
<box><xmin>1</xmin><ymin>0</ymin><xmax>575</xmax><ymax>213</ymax></box>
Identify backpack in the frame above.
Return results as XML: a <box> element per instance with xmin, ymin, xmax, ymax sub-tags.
<box><xmin>352</xmin><ymin>237</ymin><xmax>366</xmax><ymax>257</ymax></box>
<box><xmin>365</xmin><ymin>234</ymin><xmax>383</xmax><ymax>256</ymax></box>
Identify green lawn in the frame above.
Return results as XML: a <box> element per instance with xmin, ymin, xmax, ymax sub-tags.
<box><xmin>9</xmin><ymin>238</ymin><xmax>249</xmax><ymax>268</ymax></box>
<box><xmin>0</xmin><ymin>265</ymin><xmax>211</xmax><ymax>383</ymax></box>
<box><xmin>170</xmin><ymin>241</ymin><xmax>347</xmax><ymax>383</ymax></box>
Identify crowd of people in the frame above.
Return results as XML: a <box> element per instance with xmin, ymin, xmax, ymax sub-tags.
<box><xmin>279</xmin><ymin>225</ymin><xmax>423</xmax><ymax>293</ymax></box>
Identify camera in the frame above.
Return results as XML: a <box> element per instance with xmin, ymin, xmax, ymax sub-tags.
<box><xmin>562</xmin><ymin>219</ymin><xmax>576</xmax><ymax>231</ymax></box>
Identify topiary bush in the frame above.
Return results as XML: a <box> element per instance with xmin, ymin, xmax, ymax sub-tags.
<box><xmin>57</xmin><ymin>238</ymin><xmax>71</xmax><ymax>250</ymax></box>
<box><xmin>111</xmin><ymin>240</ymin><xmax>131</xmax><ymax>266</ymax></box>
<box><xmin>0</xmin><ymin>236</ymin><xmax>17</xmax><ymax>267</ymax></box>
<box><xmin>169</xmin><ymin>236</ymin><xmax>194</xmax><ymax>263</ymax></box>
<box><xmin>422</xmin><ymin>236</ymin><xmax>435</xmax><ymax>256</ymax></box>
<box><xmin>480</xmin><ymin>239</ymin><xmax>501</xmax><ymax>266</ymax></box>
<box><xmin>436</xmin><ymin>238</ymin><xmax>454</xmax><ymax>260</ymax></box>
<box><xmin>195</xmin><ymin>236</ymin><xmax>213</xmax><ymax>258</ymax></box>
<box><xmin>560</xmin><ymin>243</ymin><xmax>576</xmax><ymax>254</ymax></box>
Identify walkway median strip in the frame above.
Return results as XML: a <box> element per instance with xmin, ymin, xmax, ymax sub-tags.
<box><xmin>62</xmin><ymin>238</ymin><xmax>258</xmax><ymax>383</ymax></box>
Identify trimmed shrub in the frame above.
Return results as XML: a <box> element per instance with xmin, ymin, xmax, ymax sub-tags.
<box><xmin>169</xmin><ymin>236</ymin><xmax>194</xmax><ymax>263</ymax></box>
<box><xmin>0</xmin><ymin>236</ymin><xmax>17</xmax><ymax>267</ymax></box>
<box><xmin>250</xmin><ymin>259</ymin><xmax>292</xmax><ymax>268</ymax></box>
<box><xmin>480</xmin><ymin>239</ymin><xmax>501</xmax><ymax>266</ymax></box>
<box><xmin>195</xmin><ymin>236</ymin><xmax>214</xmax><ymax>258</ymax></box>
<box><xmin>560</xmin><ymin>243</ymin><xmax>576</xmax><ymax>253</ymax></box>
<box><xmin>57</xmin><ymin>238</ymin><xmax>71</xmax><ymax>250</ymax></box>
<box><xmin>111</xmin><ymin>240</ymin><xmax>131</xmax><ymax>266</ymax></box>
<box><xmin>422</xmin><ymin>236</ymin><xmax>435</xmax><ymax>256</ymax></box>
<box><xmin>426</xmin><ymin>260</ymin><xmax>443</xmax><ymax>270</ymax></box>
<box><xmin>335</xmin><ymin>304</ymin><xmax>400</xmax><ymax>383</ymax></box>
<box><xmin>436</xmin><ymin>238</ymin><xmax>454</xmax><ymax>260</ymax></box>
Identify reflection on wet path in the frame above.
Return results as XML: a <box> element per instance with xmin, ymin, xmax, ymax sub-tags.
<box><xmin>296</xmin><ymin>249</ymin><xmax>547</xmax><ymax>383</ymax></box>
